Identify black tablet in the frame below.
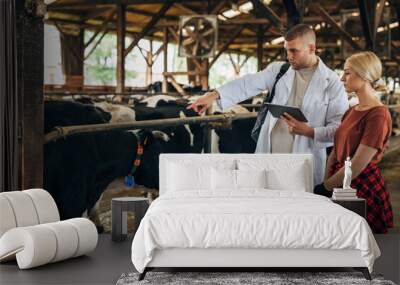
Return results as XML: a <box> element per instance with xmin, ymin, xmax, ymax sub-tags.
<box><xmin>265</xmin><ymin>103</ymin><xmax>308</xmax><ymax>122</ymax></box>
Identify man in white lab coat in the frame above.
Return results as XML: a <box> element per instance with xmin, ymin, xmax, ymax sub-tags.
<box><xmin>188</xmin><ymin>24</ymin><xmax>349</xmax><ymax>187</ymax></box>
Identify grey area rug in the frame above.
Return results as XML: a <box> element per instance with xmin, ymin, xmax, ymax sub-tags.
<box><xmin>116</xmin><ymin>272</ymin><xmax>396</xmax><ymax>285</ymax></box>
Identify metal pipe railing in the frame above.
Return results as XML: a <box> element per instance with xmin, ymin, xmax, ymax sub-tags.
<box><xmin>44</xmin><ymin>113</ymin><xmax>257</xmax><ymax>144</ymax></box>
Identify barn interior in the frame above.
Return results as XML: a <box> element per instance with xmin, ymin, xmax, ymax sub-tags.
<box><xmin>1</xmin><ymin>0</ymin><xmax>400</xmax><ymax>284</ymax></box>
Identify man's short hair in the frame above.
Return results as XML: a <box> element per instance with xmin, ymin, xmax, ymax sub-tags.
<box><xmin>284</xmin><ymin>24</ymin><xmax>316</xmax><ymax>44</ymax></box>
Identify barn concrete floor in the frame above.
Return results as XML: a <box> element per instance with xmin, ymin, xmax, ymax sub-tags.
<box><xmin>0</xmin><ymin>234</ymin><xmax>399</xmax><ymax>285</ymax></box>
<box><xmin>379</xmin><ymin>137</ymin><xmax>400</xmax><ymax>234</ymax></box>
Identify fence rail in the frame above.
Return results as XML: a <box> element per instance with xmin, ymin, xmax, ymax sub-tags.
<box><xmin>44</xmin><ymin>113</ymin><xmax>257</xmax><ymax>144</ymax></box>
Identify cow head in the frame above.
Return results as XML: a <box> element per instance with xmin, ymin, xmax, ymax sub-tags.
<box><xmin>133</xmin><ymin>130</ymin><xmax>167</xmax><ymax>189</ymax></box>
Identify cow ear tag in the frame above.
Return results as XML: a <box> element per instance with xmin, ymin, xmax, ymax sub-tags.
<box><xmin>124</xmin><ymin>175</ymin><xmax>135</xmax><ymax>188</ymax></box>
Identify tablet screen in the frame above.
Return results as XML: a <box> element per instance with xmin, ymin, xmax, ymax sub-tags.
<box><xmin>266</xmin><ymin>103</ymin><xmax>308</xmax><ymax>122</ymax></box>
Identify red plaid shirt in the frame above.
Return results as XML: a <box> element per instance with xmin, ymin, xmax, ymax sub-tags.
<box><xmin>331</xmin><ymin>162</ymin><xmax>393</xmax><ymax>234</ymax></box>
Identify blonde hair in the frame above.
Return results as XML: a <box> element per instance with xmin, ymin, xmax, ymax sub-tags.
<box><xmin>346</xmin><ymin>51</ymin><xmax>386</xmax><ymax>91</ymax></box>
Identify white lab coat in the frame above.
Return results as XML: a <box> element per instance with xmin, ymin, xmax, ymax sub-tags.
<box><xmin>216</xmin><ymin>59</ymin><xmax>349</xmax><ymax>186</ymax></box>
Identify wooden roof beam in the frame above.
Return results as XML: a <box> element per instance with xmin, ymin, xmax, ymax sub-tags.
<box><xmin>210</xmin><ymin>25</ymin><xmax>247</xmax><ymax>68</ymax></box>
<box><xmin>84</xmin><ymin>9</ymin><xmax>116</xmax><ymax>48</ymax></box>
<box><xmin>174</xmin><ymin>3</ymin><xmax>198</xmax><ymax>15</ymax></box>
<box><xmin>125</xmin><ymin>7</ymin><xmax>176</xmax><ymax>20</ymax></box>
<box><xmin>124</xmin><ymin>2</ymin><xmax>173</xmax><ymax>57</ymax></box>
<box><xmin>209</xmin><ymin>1</ymin><xmax>227</xmax><ymax>15</ymax></box>
<box><xmin>155</xmin><ymin>16</ymin><xmax>342</xmax><ymax>28</ymax></box>
<box><xmin>48</xmin><ymin>0</ymin><xmax>206</xmax><ymax>7</ymax></box>
<box><xmin>80</xmin><ymin>7</ymin><xmax>111</xmax><ymax>22</ymax></box>
<box><xmin>84</xmin><ymin>27</ymin><xmax>109</xmax><ymax>60</ymax></box>
<box><xmin>283</xmin><ymin>0</ymin><xmax>300</xmax><ymax>27</ymax></box>
<box><xmin>374</xmin><ymin>0</ymin><xmax>386</xmax><ymax>40</ymax></box>
<box><xmin>249</xmin><ymin>0</ymin><xmax>283</xmax><ymax>31</ymax></box>
<box><xmin>311</xmin><ymin>4</ymin><xmax>362</xmax><ymax>51</ymax></box>
<box><xmin>357</xmin><ymin>0</ymin><xmax>376</xmax><ymax>50</ymax></box>
<box><xmin>76</xmin><ymin>15</ymin><xmax>339</xmax><ymax>29</ymax></box>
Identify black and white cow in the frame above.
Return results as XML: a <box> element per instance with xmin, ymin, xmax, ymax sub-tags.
<box><xmin>212</xmin><ymin>104</ymin><xmax>257</xmax><ymax>153</ymax></box>
<box><xmin>44</xmin><ymin>101</ymin><xmax>169</xmax><ymax>221</ymax></box>
<box><xmin>94</xmin><ymin>102</ymin><xmax>136</xmax><ymax>122</ymax></box>
<box><xmin>44</xmin><ymin>100</ymin><xmax>111</xmax><ymax>133</ymax></box>
<box><xmin>147</xmin><ymin>81</ymin><xmax>204</xmax><ymax>94</ymax></box>
<box><xmin>44</xmin><ymin>98</ymin><xmax>207</xmax><ymax>222</ymax></box>
<box><xmin>137</xmin><ymin>95</ymin><xmax>256</xmax><ymax>154</ymax></box>
<box><xmin>44</xmin><ymin>129</ymin><xmax>166</xmax><ymax>219</ymax></box>
<box><xmin>137</xmin><ymin>95</ymin><xmax>205</xmax><ymax>153</ymax></box>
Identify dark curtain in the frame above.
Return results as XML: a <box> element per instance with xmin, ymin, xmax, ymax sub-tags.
<box><xmin>0</xmin><ymin>0</ymin><xmax>19</xmax><ymax>192</ymax></box>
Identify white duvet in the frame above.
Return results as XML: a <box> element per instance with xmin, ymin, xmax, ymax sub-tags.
<box><xmin>131</xmin><ymin>190</ymin><xmax>380</xmax><ymax>273</ymax></box>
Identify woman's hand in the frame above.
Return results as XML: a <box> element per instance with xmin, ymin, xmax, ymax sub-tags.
<box><xmin>324</xmin><ymin>144</ymin><xmax>378</xmax><ymax>190</ymax></box>
<box><xmin>313</xmin><ymin>183</ymin><xmax>332</xmax><ymax>197</ymax></box>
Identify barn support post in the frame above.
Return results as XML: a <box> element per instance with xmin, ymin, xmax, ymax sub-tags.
<box><xmin>312</xmin><ymin>4</ymin><xmax>362</xmax><ymax>51</ymax></box>
<box><xmin>162</xmin><ymin>27</ymin><xmax>168</xmax><ymax>93</ymax></box>
<box><xmin>202</xmin><ymin>58</ymin><xmax>211</xmax><ymax>154</ymax></box>
<box><xmin>16</xmin><ymin>0</ymin><xmax>44</xmax><ymax>189</ymax></box>
<box><xmin>116</xmin><ymin>4</ymin><xmax>126</xmax><ymax>96</ymax></box>
<box><xmin>374</xmin><ymin>0</ymin><xmax>386</xmax><ymax>42</ymax></box>
<box><xmin>357</xmin><ymin>0</ymin><xmax>377</xmax><ymax>50</ymax></box>
<box><xmin>283</xmin><ymin>0</ymin><xmax>301</xmax><ymax>28</ymax></box>
<box><xmin>200</xmin><ymin>59</ymin><xmax>209</xmax><ymax>90</ymax></box>
<box><xmin>145</xmin><ymin>40</ymin><xmax>153</xmax><ymax>85</ymax></box>
<box><xmin>257</xmin><ymin>25</ymin><xmax>263</xmax><ymax>71</ymax></box>
<box><xmin>124</xmin><ymin>2</ymin><xmax>173</xmax><ymax>58</ymax></box>
<box><xmin>228</xmin><ymin>53</ymin><xmax>240</xmax><ymax>78</ymax></box>
<box><xmin>209</xmin><ymin>25</ymin><xmax>246</xmax><ymax>68</ymax></box>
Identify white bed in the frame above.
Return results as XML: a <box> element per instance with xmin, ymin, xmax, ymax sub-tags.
<box><xmin>131</xmin><ymin>154</ymin><xmax>380</xmax><ymax>280</ymax></box>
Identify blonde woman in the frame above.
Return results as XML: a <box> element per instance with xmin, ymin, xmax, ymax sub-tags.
<box><xmin>313</xmin><ymin>51</ymin><xmax>393</xmax><ymax>234</ymax></box>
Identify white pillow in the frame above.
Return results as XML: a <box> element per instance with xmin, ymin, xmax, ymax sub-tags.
<box><xmin>237</xmin><ymin>159</ymin><xmax>308</xmax><ymax>192</ymax></box>
<box><xmin>266</xmin><ymin>168</ymin><xmax>306</xmax><ymax>192</ymax></box>
<box><xmin>167</xmin><ymin>163</ymin><xmax>209</xmax><ymax>191</ymax></box>
<box><xmin>167</xmin><ymin>160</ymin><xmax>236</xmax><ymax>192</ymax></box>
<box><xmin>236</xmin><ymin>169</ymin><xmax>267</xmax><ymax>189</ymax></box>
<box><xmin>211</xmin><ymin>168</ymin><xmax>236</xmax><ymax>190</ymax></box>
<box><xmin>211</xmin><ymin>169</ymin><xmax>268</xmax><ymax>191</ymax></box>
